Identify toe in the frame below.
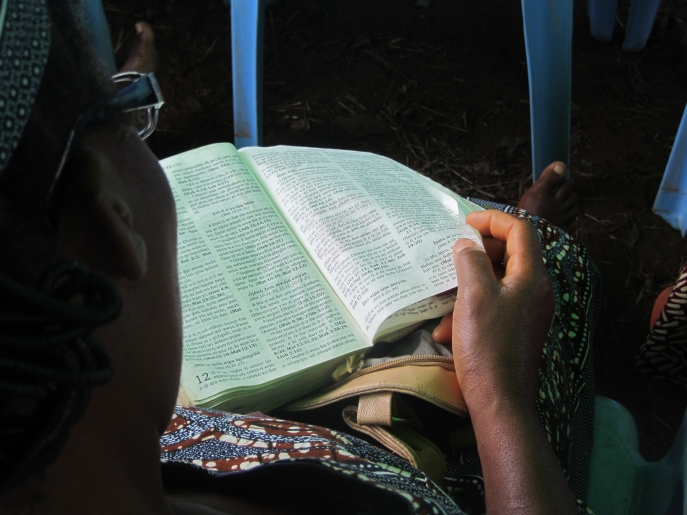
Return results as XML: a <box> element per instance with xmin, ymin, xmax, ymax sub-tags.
<box><xmin>535</xmin><ymin>161</ymin><xmax>568</xmax><ymax>192</ymax></box>
<box><xmin>120</xmin><ymin>22</ymin><xmax>159</xmax><ymax>74</ymax></box>
<box><xmin>565</xmin><ymin>205</ymin><xmax>580</xmax><ymax>220</ymax></box>
<box><xmin>563</xmin><ymin>197</ymin><xmax>578</xmax><ymax>214</ymax></box>
<box><xmin>554</xmin><ymin>180</ymin><xmax>575</xmax><ymax>202</ymax></box>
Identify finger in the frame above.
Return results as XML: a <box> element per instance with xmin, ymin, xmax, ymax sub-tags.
<box><xmin>492</xmin><ymin>262</ymin><xmax>506</xmax><ymax>281</ymax></box>
<box><xmin>482</xmin><ymin>236</ymin><xmax>505</xmax><ymax>263</ymax></box>
<box><xmin>452</xmin><ymin>239</ymin><xmax>499</xmax><ymax>293</ymax></box>
<box><xmin>466</xmin><ymin>210</ymin><xmax>535</xmax><ymax>244</ymax></box>
<box><xmin>466</xmin><ymin>210</ymin><xmax>543</xmax><ymax>282</ymax></box>
<box><xmin>432</xmin><ymin>312</ymin><xmax>453</xmax><ymax>343</ymax></box>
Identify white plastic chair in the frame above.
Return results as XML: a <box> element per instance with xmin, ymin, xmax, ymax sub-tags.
<box><xmin>587</xmin><ymin>395</ymin><xmax>686</xmax><ymax>514</ymax></box>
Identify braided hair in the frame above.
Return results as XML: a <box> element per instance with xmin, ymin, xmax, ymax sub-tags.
<box><xmin>0</xmin><ymin>261</ymin><xmax>121</xmax><ymax>489</ymax></box>
<box><xmin>0</xmin><ymin>0</ymin><xmax>122</xmax><ymax>491</ymax></box>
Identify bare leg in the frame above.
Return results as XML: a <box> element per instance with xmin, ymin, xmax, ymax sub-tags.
<box><xmin>517</xmin><ymin>161</ymin><xmax>579</xmax><ymax>232</ymax></box>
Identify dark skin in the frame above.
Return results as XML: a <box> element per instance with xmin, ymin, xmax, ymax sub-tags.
<box><xmin>39</xmin><ymin>157</ymin><xmax>581</xmax><ymax>515</ymax></box>
<box><xmin>8</xmin><ymin>21</ymin><xmax>583</xmax><ymax>515</ymax></box>
<box><xmin>119</xmin><ymin>21</ymin><xmax>159</xmax><ymax>74</ymax></box>
<box><xmin>432</xmin><ymin>212</ymin><xmax>579</xmax><ymax>515</ymax></box>
<box><xmin>517</xmin><ymin>161</ymin><xmax>579</xmax><ymax>232</ymax></box>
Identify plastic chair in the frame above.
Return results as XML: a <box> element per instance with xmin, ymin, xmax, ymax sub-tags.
<box><xmin>589</xmin><ymin>0</ymin><xmax>662</xmax><ymax>52</ymax></box>
<box><xmin>225</xmin><ymin>0</ymin><xmax>572</xmax><ymax>183</ymax></box>
<box><xmin>586</xmin><ymin>395</ymin><xmax>687</xmax><ymax>514</ymax></box>
<box><xmin>521</xmin><ymin>0</ymin><xmax>572</xmax><ymax>181</ymax></box>
<box><xmin>80</xmin><ymin>0</ymin><xmax>118</xmax><ymax>74</ymax></box>
<box><xmin>224</xmin><ymin>0</ymin><xmax>265</xmax><ymax>149</ymax></box>
<box><xmin>588</xmin><ymin>0</ymin><xmax>685</xmax><ymax>236</ymax></box>
<box><xmin>652</xmin><ymin>105</ymin><xmax>687</xmax><ymax>237</ymax></box>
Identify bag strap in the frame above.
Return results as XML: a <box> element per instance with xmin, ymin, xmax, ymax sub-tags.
<box><xmin>355</xmin><ymin>391</ymin><xmax>424</xmax><ymax>428</ymax></box>
<box><xmin>342</xmin><ymin>394</ymin><xmax>446</xmax><ymax>485</ymax></box>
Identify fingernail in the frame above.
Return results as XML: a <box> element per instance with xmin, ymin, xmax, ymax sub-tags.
<box><xmin>553</xmin><ymin>164</ymin><xmax>566</xmax><ymax>176</ymax></box>
<box><xmin>135</xmin><ymin>22</ymin><xmax>144</xmax><ymax>34</ymax></box>
<box><xmin>453</xmin><ymin>239</ymin><xmax>477</xmax><ymax>254</ymax></box>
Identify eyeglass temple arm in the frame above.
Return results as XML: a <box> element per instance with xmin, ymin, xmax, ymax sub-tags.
<box><xmin>46</xmin><ymin>73</ymin><xmax>164</xmax><ymax>214</ymax></box>
<box><xmin>107</xmin><ymin>74</ymin><xmax>164</xmax><ymax>113</ymax></box>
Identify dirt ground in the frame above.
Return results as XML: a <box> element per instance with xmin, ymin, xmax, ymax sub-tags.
<box><xmin>107</xmin><ymin>0</ymin><xmax>687</xmax><ymax>460</ymax></box>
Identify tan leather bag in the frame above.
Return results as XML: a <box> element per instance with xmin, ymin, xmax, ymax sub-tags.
<box><xmin>286</xmin><ymin>354</ymin><xmax>475</xmax><ymax>485</ymax></box>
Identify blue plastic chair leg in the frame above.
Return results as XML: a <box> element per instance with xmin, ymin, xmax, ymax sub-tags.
<box><xmin>623</xmin><ymin>0</ymin><xmax>662</xmax><ymax>52</ymax></box>
<box><xmin>226</xmin><ymin>0</ymin><xmax>265</xmax><ymax>149</ymax></box>
<box><xmin>588</xmin><ymin>0</ymin><xmax>620</xmax><ymax>42</ymax></box>
<box><xmin>653</xmin><ymin>104</ymin><xmax>687</xmax><ymax>237</ymax></box>
<box><xmin>521</xmin><ymin>0</ymin><xmax>573</xmax><ymax>182</ymax></box>
<box><xmin>80</xmin><ymin>0</ymin><xmax>117</xmax><ymax>74</ymax></box>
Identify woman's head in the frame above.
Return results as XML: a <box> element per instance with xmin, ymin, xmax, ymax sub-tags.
<box><xmin>0</xmin><ymin>0</ymin><xmax>183</xmax><ymax>500</ymax></box>
<box><xmin>0</xmin><ymin>0</ymin><xmax>110</xmax><ymax>280</ymax></box>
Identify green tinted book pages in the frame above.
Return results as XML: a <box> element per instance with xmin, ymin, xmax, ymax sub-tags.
<box><xmin>160</xmin><ymin>143</ymin><xmax>482</xmax><ymax>414</ymax></box>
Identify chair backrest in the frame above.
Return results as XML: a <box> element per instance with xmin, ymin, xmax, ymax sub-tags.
<box><xmin>79</xmin><ymin>0</ymin><xmax>117</xmax><ymax>73</ymax></box>
<box><xmin>587</xmin><ymin>396</ymin><xmax>687</xmax><ymax>515</ymax></box>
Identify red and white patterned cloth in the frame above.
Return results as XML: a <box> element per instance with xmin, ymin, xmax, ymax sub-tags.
<box><xmin>637</xmin><ymin>263</ymin><xmax>687</xmax><ymax>383</ymax></box>
<box><xmin>161</xmin><ymin>406</ymin><xmax>464</xmax><ymax>515</ymax></box>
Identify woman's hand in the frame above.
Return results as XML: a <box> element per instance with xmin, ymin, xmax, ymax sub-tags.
<box><xmin>434</xmin><ymin>210</ymin><xmax>579</xmax><ymax>515</ymax></box>
<box><xmin>432</xmin><ymin>209</ymin><xmax>554</xmax><ymax>411</ymax></box>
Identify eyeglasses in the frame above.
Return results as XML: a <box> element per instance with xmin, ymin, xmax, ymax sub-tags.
<box><xmin>111</xmin><ymin>71</ymin><xmax>163</xmax><ymax>139</ymax></box>
<box><xmin>45</xmin><ymin>71</ymin><xmax>165</xmax><ymax>229</ymax></box>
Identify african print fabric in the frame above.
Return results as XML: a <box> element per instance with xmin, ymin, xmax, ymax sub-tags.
<box><xmin>636</xmin><ymin>262</ymin><xmax>687</xmax><ymax>383</ymax></box>
<box><xmin>160</xmin><ymin>201</ymin><xmax>601</xmax><ymax>515</ymax></box>
<box><xmin>161</xmin><ymin>406</ymin><xmax>463</xmax><ymax>515</ymax></box>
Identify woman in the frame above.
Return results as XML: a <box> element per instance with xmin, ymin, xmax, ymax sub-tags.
<box><xmin>0</xmin><ymin>1</ymin><xmax>598</xmax><ymax>513</ymax></box>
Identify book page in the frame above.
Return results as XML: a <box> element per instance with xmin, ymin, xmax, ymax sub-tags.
<box><xmin>239</xmin><ymin>146</ymin><xmax>482</xmax><ymax>340</ymax></box>
<box><xmin>160</xmin><ymin>143</ymin><xmax>369</xmax><ymax>404</ymax></box>
<box><xmin>376</xmin><ymin>291</ymin><xmax>457</xmax><ymax>339</ymax></box>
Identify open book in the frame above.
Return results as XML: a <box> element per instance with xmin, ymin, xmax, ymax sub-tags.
<box><xmin>160</xmin><ymin>144</ymin><xmax>483</xmax><ymax>413</ymax></box>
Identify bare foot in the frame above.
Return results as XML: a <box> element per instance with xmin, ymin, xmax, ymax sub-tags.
<box><xmin>119</xmin><ymin>21</ymin><xmax>159</xmax><ymax>74</ymax></box>
<box><xmin>517</xmin><ymin>161</ymin><xmax>579</xmax><ymax>232</ymax></box>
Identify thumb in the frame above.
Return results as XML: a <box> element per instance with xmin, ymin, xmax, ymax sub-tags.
<box><xmin>452</xmin><ymin>239</ymin><xmax>496</xmax><ymax>289</ymax></box>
